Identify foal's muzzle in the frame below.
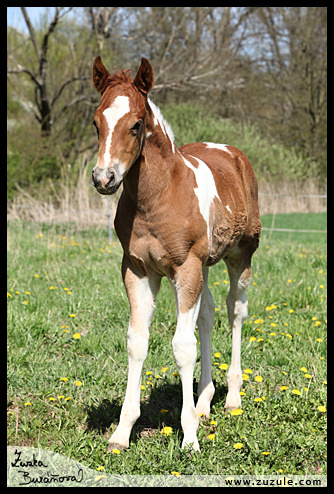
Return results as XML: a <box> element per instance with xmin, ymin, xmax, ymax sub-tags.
<box><xmin>91</xmin><ymin>167</ymin><xmax>122</xmax><ymax>195</ymax></box>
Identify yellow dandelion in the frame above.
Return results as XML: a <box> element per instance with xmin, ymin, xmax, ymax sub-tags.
<box><xmin>292</xmin><ymin>389</ymin><xmax>301</xmax><ymax>395</ymax></box>
<box><xmin>210</xmin><ymin>420</ymin><xmax>217</xmax><ymax>425</ymax></box>
<box><xmin>73</xmin><ymin>333</ymin><xmax>81</xmax><ymax>339</ymax></box>
<box><xmin>49</xmin><ymin>286</ymin><xmax>55</xmax><ymax>290</ymax></box>
<box><xmin>300</xmin><ymin>367</ymin><xmax>308</xmax><ymax>372</ymax></box>
<box><xmin>96</xmin><ymin>466</ymin><xmax>105</xmax><ymax>471</ymax></box>
<box><xmin>111</xmin><ymin>448</ymin><xmax>120</xmax><ymax>454</ymax></box>
<box><xmin>318</xmin><ymin>406</ymin><xmax>326</xmax><ymax>413</ymax></box>
<box><xmin>316</xmin><ymin>338</ymin><xmax>323</xmax><ymax>343</ymax></box>
<box><xmin>160</xmin><ymin>426</ymin><xmax>173</xmax><ymax>436</ymax></box>
<box><xmin>270</xmin><ymin>323</ymin><xmax>277</xmax><ymax>327</ymax></box>
<box><xmin>214</xmin><ymin>352</ymin><xmax>221</xmax><ymax>358</ymax></box>
<box><xmin>146</xmin><ymin>371</ymin><xmax>152</xmax><ymax>375</ymax></box>
<box><xmin>161</xmin><ymin>367</ymin><xmax>169</xmax><ymax>373</ymax></box>
<box><xmin>160</xmin><ymin>409</ymin><xmax>168</xmax><ymax>413</ymax></box>
<box><xmin>280</xmin><ymin>386</ymin><xmax>289</xmax><ymax>391</ymax></box>
<box><xmin>244</xmin><ymin>368</ymin><xmax>252</xmax><ymax>374</ymax></box>
<box><xmin>65</xmin><ymin>397</ymin><xmax>71</xmax><ymax>401</ymax></box>
<box><xmin>234</xmin><ymin>442</ymin><xmax>243</xmax><ymax>449</ymax></box>
<box><xmin>171</xmin><ymin>471</ymin><xmax>181</xmax><ymax>476</ymax></box>
<box><xmin>24</xmin><ymin>402</ymin><xmax>32</xmax><ymax>406</ymax></box>
<box><xmin>69</xmin><ymin>313</ymin><xmax>76</xmax><ymax>318</ymax></box>
<box><xmin>74</xmin><ymin>380</ymin><xmax>83</xmax><ymax>386</ymax></box>
<box><xmin>242</xmin><ymin>373</ymin><xmax>249</xmax><ymax>381</ymax></box>
<box><xmin>254</xmin><ymin>397</ymin><xmax>263</xmax><ymax>402</ymax></box>
<box><xmin>207</xmin><ymin>433</ymin><xmax>215</xmax><ymax>441</ymax></box>
<box><xmin>249</xmin><ymin>336</ymin><xmax>256</xmax><ymax>342</ymax></box>
<box><xmin>270</xmin><ymin>332</ymin><xmax>276</xmax><ymax>336</ymax></box>
<box><xmin>255</xmin><ymin>376</ymin><xmax>263</xmax><ymax>382</ymax></box>
<box><xmin>60</xmin><ymin>377</ymin><xmax>68</xmax><ymax>382</ymax></box>
<box><xmin>219</xmin><ymin>363</ymin><xmax>228</xmax><ymax>370</ymax></box>
<box><xmin>49</xmin><ymin>397</ymin><xmax>56</xmax><ymax>401</ymax></box>
<box><xmin>262</xmin><ymin>451</ymin><xmax>271</xmax><ymax>456</ymax></box>
<box><xmin>231</xmin><ymin>409</ymin><xmax>243</xmax><ymax>416</ymax></box>
<box><xmin>304</xmin><ymin>374</ymin><xmax>312</xmax><ymax>379</ymax></box>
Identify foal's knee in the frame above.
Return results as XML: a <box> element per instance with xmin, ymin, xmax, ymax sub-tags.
<box><xmin>127</xmin><ymin>327</ymin><xmax>149</xmax><ymax>361</ymax></box>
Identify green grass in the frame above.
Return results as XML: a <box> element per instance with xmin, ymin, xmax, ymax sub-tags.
<box><xmin>261</xmin><ymin>213</ymin><xmax>327</xmax><ymax>243</ymax></box>
<box><xmin>7</xmin><ymin>215</ymin><xmax>327</xmax><ymax>476</ymax></box>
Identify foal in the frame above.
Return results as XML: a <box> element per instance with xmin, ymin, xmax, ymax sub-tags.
<box><xmin>91</xmin><ymin>56</ymin><xmax>261</xmax><ymax>452</ymax></box>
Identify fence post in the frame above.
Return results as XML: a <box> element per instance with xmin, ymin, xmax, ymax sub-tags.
<box><xmin>106</xmin><ymin>196</ymin><xmax>112</xmax><ymax>244</ymax></box>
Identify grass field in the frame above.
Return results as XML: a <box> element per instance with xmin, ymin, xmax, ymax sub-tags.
<box><xmin>7</xmin><ymin>213</ymin><xmax>327</xmax><ymax>476</ymax></box>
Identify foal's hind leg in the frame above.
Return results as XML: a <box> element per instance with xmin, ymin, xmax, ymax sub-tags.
<box><xmin>224</xmin><ymin>249</ymin><xmax>252</xmax><ymax>411</ymax></box>
<box><xmin>196</xmin><ymin>267</ymin><xmax>215</xmax><ymax>418</ymax></box>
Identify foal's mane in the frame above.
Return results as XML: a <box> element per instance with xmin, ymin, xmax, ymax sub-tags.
<box><xmin>107</xmin><ymin>69</ymin><xmax>132</xmax><ymax>89</ymax></box>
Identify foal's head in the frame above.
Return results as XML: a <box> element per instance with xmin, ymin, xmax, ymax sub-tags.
<box><xmin>91</xmin><ymin>57</ymin><xmax>154</xmax><ymax>195</ymax></box>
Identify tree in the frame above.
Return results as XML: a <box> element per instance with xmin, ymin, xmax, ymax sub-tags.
<box><xmin>247</xmin><ymin>7</ymin><xmax>327</xmax><ymax>172</ymax></box>
<box><xmin>7</xmin><ymin>7</ymin><xmax>89</xmax><ymax>137</ymax></box>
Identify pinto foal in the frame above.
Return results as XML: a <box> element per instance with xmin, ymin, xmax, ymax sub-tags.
<box><xmin>91</xmin><ymin>56</ymin><xmax>261</xmax><ymax>452</ymax></box>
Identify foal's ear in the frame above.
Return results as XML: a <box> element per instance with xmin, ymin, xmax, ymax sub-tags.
<box><xmin>133</xmin><ymin>58</ymin><xmax>154</xmax><ymax>96</ymax></box>
<box><xmin>92</xmin><ymin>56</ymin><xmax>111</xmax><ymax>94</ymax></box>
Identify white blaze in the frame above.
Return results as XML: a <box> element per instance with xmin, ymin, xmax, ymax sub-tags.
<box><xmin>102</xmin><ymin>96</ymin><xmax>130</xmax><ymax>169</ymax></box>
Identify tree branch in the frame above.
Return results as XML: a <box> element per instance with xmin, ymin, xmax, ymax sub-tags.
<box><xmin>21</xmin><ymin>7</ymin><xmax>41</xmax><ymax>60</ymax></box>
<box><xmin>51</xmin><ymin>76</ymin><xmax>90</xmax><ymax>108</ymax></box>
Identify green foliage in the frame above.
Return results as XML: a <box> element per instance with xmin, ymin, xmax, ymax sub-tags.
<box><xmin>7</xmin><ymin>216</ymin><xmax>327</xmax><ymax>475</ymax></box>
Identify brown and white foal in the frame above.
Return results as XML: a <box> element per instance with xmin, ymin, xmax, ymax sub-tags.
<box><xmin>91</xmin><ymin>56</ymin><xmax>261</xmax><ymax>452</ymax></box>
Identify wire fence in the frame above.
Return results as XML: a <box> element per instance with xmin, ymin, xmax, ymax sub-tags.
<box><xmin>8</xmin><ymin>192</ymin><xmax>327</xmax><ymax>244</ymax></box>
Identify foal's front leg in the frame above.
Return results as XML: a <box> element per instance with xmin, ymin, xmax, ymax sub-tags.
<box><xmin>170</xmin><ymin>258</ymin><xmax>203</xmax><ymax>452</ymax></box>
<box><xmin>108</xmin><ymin>257</ymin><xmax>161</xmax><ymax>451</ymax></box>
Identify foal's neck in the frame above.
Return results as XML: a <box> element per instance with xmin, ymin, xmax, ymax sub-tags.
<box><xmin>123</xmin><ymin>101</ymin><xmax>181</xmax><ymax>209</ymax></box>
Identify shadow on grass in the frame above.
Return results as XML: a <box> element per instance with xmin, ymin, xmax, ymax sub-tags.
<box><xmin>85</xmin><ymin>378</ymin><xmax>228</xmax><ymax>444</ymax></box>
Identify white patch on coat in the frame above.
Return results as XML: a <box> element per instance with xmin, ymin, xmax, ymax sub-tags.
<box><xmin>226</xmin><ymin>205</ymin><xmax>232</xmax><ymax>214</ymax></box>
<box><xmin>183</xmin><ymin>156</ymin><xmax>220</xmax><ymax>242</ymax></box>
<box><xmin>148</xmin><ymin>98</ymin><xmax>175</xmax><ymax>152</ymax></box>
<box><xmin>102</xmin><ymin>96</ymin><xmax>130</xmax><ymax>170</ymax></box>
<box><xmin>204</xmin><ymin>142</ymin><xmax>233</xmax><ymax>156</ymax></box>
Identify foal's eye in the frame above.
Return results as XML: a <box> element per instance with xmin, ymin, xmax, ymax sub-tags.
<box><xmin>131</xmin><ymin>120</ymin><xmax>142</xmax><ymax>135</ymax></box>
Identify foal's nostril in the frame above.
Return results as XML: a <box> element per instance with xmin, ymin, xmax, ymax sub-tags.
<box><xmin>107</xmin><ymin>171</ymin><xmax>115</xmax><ymax>186</ymax></box>
<box><xmin>90</xmin><ymin>169</ymin><xmax>96</xmax><ymax>186</ymax></box>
